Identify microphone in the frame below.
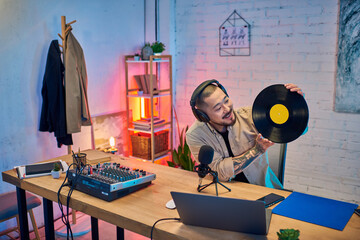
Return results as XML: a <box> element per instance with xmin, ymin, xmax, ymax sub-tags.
<box><xmin>194</xmin><ymin>145</ymin><xmax>214</xmax><ymax>178</ymax></box>
<box><xmin>194</xmin><ymin>145</ymin><xmax>231</xmax><ymax>196</ymax></box>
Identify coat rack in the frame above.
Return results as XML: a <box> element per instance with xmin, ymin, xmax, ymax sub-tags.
<box><xmin>57</xmin><ymin>15</ymin><xmax>81</xmax><ymax>226</ymax></box>
<box><xmin>58</xmin><ymin>16</ymin><xmax>76</xmax><ymax>156</ymax></box>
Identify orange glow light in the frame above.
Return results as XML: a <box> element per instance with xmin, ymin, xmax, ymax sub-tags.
<box><xmin>140</xmin><ymin>97</ymin><xmax>145</xmax><ymax>118</ymax></box>
<box><xmin>109</xmin><ymin>136</ymin><xmax>115</xmax><ymax>147</ymax></box>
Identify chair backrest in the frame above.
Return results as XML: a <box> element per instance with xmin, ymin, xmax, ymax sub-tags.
<box><xmin>267</xmin><ymin>143</ymin><xmax>287</xmax><ymax>185</ymax></box>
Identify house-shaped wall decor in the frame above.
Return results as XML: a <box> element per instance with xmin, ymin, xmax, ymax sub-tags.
<box><xmin>219</xmin><ymin>10</ymin><xmax>250</xmax><ymax>56</ymax></box>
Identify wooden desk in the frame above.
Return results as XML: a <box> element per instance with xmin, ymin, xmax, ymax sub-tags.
<box><xmin>2</xmin><ymin>150</ymin><xmax>360</xmax><ymax>239</ymax></box>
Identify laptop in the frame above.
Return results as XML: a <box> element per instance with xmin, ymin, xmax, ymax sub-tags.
<box><xmin>171</xmin><ymin>191</ymin><xmax>272</xmax><ymax>235</ymax></box>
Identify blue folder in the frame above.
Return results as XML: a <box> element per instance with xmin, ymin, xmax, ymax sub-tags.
<box><xmin>273</xmin><ymin>192</ymin><xmax>358</xmax><ymax>230</ymax></box>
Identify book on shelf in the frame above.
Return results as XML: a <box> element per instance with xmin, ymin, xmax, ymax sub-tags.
<box><xmin>133</xmin><ymin>74</ymin><xmax>157</xmax><ymax>94</ymax></box>
<box><xmin>140</xmin><ymin>116</ymin><xmax>159</xmax><ymax>121</ymax></box>
<box><xmin>134</xmin><ymin>119</ymin><xmax>165</xmax><ymax>126</ymax></box>
<box><xmin>133</xmin><ymin>118</ymin><xmax>166</xmax><ymax>130</ymax></box>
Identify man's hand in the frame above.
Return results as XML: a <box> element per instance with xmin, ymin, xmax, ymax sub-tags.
<box><xmin>256</xmin><ymin>133</ymin><xmax>274</xmax><ymax>152</ymax></box>
<box><xmin>285</xmin><ymin>83</ymin><xmax>304</xmax><ymax>97</ymax></box>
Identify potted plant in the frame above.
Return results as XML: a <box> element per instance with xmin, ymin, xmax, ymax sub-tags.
<box><xmin>51</xmin><ymin>162</ymin><xmax>62</xmax><ymax>179</ymax></box>
<box><xmin>134</xmin><ymin>53</ymin><xmax>140</xmax><ymax>61</ymax></box>
<box><xmin>151</xmin><ymin>41</ymin><xmax>166</xmax><ymax>55</ymax></box>
<box><xmin>277</xmin><ymin>229</ymin><xmax>300</xmax><ymax>240</ymax></box>
<box><xmin>167</xmin><ymin>108</ymin><xmax>195</xmax><ymax>171</ymax></box>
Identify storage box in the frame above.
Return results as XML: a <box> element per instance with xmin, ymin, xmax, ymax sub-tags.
<box><xmin>131</xmin><ymin>130</ymin><xmax>169</xmax><ymax>160</ymax></box>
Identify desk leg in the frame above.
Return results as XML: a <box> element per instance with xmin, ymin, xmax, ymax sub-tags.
<box><xmin>117</xmin><ymin>226</ymin><xmax>124</xmax><ymax>240</ymax></box>
<box><xmin>43</xmin><ymin>198</ymin><xmax>55</xmax><ymax>240</ymax></box>
<box><xmin>16</xmin><ymin>187</ymin><xmax>29</xmax><ymax>240</ymax></box>
<box><xmin>91</xmin><ymin>216</ymin><xmax>99</xmax><ymax>240</ymax></box>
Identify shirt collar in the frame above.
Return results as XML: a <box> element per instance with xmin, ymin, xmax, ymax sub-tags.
<box><xmin>206</xmin><ymin>122</ymin><xmax>234</xmax><ymax>135</ymax></box>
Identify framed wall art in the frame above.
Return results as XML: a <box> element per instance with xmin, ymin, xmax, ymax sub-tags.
<box><xmin>219</xmin><ymin>10</ymin><xmax>251</xmax><ymax>56</ymax></box>
<box><xmin>335</xmin><ymin>0</ymin><xmax>360</xmax><ymax>113</ymax></box>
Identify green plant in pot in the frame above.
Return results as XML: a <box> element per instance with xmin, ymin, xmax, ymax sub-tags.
<box><xmin>277</xmin><ymin>229</ymin><xmax>300</xmax><ymax>240</ymax></box>
<box><xmin>151</xmin><ymin>41</ymin><xmax>165</xmax><ymax>54</ymax></box>
<box><xmin>134</xmin><ymin>53</ymin><xmax>140</xmax><ymax>61</ymax></box>
<box><xmin>167</xmin><ymin>108</ymin><xmax>195</xmax><ymax>171</ymax></box>
<box><xmin>51</xmin><ymin>162</ymin><xmax>62</xmax><ymax>179</ymax></box>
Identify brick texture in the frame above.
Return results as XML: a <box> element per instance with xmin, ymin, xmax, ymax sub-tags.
<box><xmin>173</xmin><ymin>0</ymin><xmax>360</xmax><ymax>204</ymax></box>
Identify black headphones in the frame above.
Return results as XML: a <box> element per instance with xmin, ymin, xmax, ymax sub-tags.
<box><xmin>190</xmin><ymin>80</ymin><xmax>228</xmax><ymax>122</ymax></box>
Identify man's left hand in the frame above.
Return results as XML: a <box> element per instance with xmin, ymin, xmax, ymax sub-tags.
<box><xmin>284</xmin><ymin>83</ymin><xmax>304</xmax><ymax>97</ymax></box>
<box><xmin>256</xmin><ymin>133</ymin><xmax>274</xmax><ymax>152</ymax></box>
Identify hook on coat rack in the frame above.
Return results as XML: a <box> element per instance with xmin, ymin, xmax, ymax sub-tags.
<box><xmin>58</xmin><ymin>16</ymin><xmax>76</xmax><ymax>52</ymax></box>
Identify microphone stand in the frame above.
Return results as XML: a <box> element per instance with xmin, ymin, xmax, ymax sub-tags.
<box><xmin>197</xmin><ymin>169</ymin><xmax>231</xmax><ymax>196</ymax></box>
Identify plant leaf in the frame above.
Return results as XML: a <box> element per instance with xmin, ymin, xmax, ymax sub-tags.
<box><xmin>180</xmin><ymin>128</ymin><xmax>185</xmax><ymax>149</ymax></box>
<box><xmin>167</xmin><ymin>161</ymin><xmax>175</xmax><ymax>167</ymax></box>
<box><xmin>178</xmin><ymin>145</ymin><xmax>182</xmax><ymax>154</ymax></box>
<box><xmin>184</xmin><ymin>142</ymin><xmax>190</xmax><ymax>156</ymax></box>
<box><xmin>172</xmin><ymin>150</ymin><xmax>180</xmax><ymax>165</ymax></box>
<box><xmin>179</xmin><ymin>154</ymin><xmax>189</xmax><ymax>171</ymax></box>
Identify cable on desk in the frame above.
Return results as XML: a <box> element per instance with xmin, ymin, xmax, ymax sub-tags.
<box><xmin>150</xmin><ymin>218</ymin><xmax>180</xmax><ymax>240</ymax></box>
<box><xmin>57</xmin><ymin>162</ymin><xmax>91</xmax><ymax>239</ymax></box>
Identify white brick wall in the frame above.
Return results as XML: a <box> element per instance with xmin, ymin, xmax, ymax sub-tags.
<box><xmin>174</xmin><ymin>0</ymin><xmax>360</xmax><ymax>204</ymax></box>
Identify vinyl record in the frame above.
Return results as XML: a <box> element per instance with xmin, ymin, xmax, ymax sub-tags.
<box><xmin>252</xmin><ymin>84</ymin><xmax>309</xmax><ymax>143</ymax></box>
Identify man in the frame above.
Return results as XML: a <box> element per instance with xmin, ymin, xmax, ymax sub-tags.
<box><xmin>186</xmin><ymin>80</ymin><xmax>304</xmax><ymax>189</ymax></box>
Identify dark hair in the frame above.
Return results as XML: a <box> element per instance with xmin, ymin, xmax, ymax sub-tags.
<box><xmin>190</xmin><ymin>80</ymin><xmax>228</xmax><ymax>122</ymax></box>
<box><xmin>195</xmin><ymin>84</ymin><xmax>218</xmax><ymax>109</ymax></box>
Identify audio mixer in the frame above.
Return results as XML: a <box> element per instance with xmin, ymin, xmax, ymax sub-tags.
<box><xmin>67</xmin><ymin>162</ymin><xmax>156</xmax><ymax>201</ymax></box>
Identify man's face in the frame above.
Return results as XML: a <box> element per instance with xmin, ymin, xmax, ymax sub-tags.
<box><xmin>201</xmin><ymin>87</ymin><xmax>236</xmax><ymax>131</ymax></box>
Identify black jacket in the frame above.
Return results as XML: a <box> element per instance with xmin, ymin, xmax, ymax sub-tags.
<box><xmin>39</xmin><ymin>40</ymin><xmax>73</xmax><ymax>147</ymax></box>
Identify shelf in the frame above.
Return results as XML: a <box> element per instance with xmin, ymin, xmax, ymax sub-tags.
<box><xmin>128</xmin><ymin>124</ymin><xmax>170</xmax><ymax>133</ymax></box>
<box><xmin>127</xmin><ymin>92</ymin><xmax>170</xmax><ymax>98</ymax></box>
<box><xmin>125</xmin><ymin>54</ymin><xmax>173</xmax><ymax>163</ymax></box>
<box><xmin>129</xmin><ymin>150</ymin><xmax>171</xmax><ymax>162</ymax></box>
<box><xmin>126</xmin><ymin>59</ymin><xmax>170</xmax><ymax>63</ymax></box>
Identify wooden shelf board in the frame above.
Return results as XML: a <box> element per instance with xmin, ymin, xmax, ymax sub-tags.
<box><xmin>129</xmin><ymin>151</ymin><xmax>171</xmax><ymax>162</ymax></box>
<box><xmin>128</xmin><ymin>125</ymin><xmax>170</xmax><ymax>133</ymax></box>
<box><xmin>127</xmin><ymin>93</ymin><xmax>170</xmax><ymax>98</ymax></box>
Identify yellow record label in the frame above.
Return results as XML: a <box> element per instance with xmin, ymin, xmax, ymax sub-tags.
<box><xmin>270</xmin><ymin>104</ymin><xmax>289</xmax><ymax>124</ymax></box>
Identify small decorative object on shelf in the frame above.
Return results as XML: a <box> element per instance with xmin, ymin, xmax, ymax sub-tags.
<box><xmin>51</xmin><ymin>162</ymin><xmax>62</xmax><ymax>179</ymax></box>
<box><xmin>277</xmin><ymin>229</ymin><xmax>300</xmax><ymax>240</ymax></box>
<box><xmin>134</xmin><ymin>53</ymin><xmax>140</xmax><ymax>61</ymax></box>
<box><xmin>151</xmin><ymin>41</ymin><xmax>166</xmax><ymax>55</ymax></box>
<box><xmin>141</xmin><ymin>43</ymin><xmax>153</xmax><ymax>60</ymax></box>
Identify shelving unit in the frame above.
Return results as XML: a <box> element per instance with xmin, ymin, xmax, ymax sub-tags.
<box><xmin>125</xmin><ymin>55</ymin><xmax>173</xmax><ymax>162</ymax></box>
